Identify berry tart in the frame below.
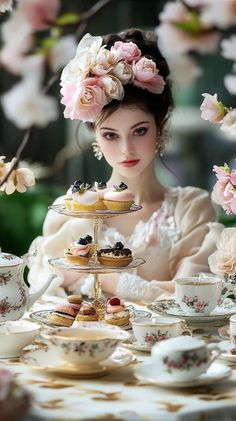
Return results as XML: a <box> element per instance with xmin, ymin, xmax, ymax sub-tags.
<box><xmin>64</xmin><ymin>235</ymin><xmax>94</xmax><ymax>265</ymax></box>
<box><xmin>105</xmin><ymin>296</ymin><xmax>130</xmax><ymax>326</ymax></box>
<box><xmin>94</xmin><ymin>181</ymin><xmax>109</xmax><ymax>210</ymax></box>
<box><xmin>97</xmin><ymin>242</ymin><xmax>133</xmax><ymax>267</ymax></box>
<box><xmin>103</xmin><ymin>182</ymin><xmax>134</xmax><ymax>211</ymax></box>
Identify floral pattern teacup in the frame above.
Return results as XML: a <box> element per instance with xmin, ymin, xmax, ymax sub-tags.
<box><xmin>151</xmin><ymin>336</ymin><xmax>221</xmax><ymax>381</ymax></box>
<box><xmin>40</xmin><ymin>323</ymin><xmax>130</xmax><ymax>367</ymax></box>
<box><xmin>175</xmin><ymin>276</ymin><xmax>222</xmax><ymax>316</ymax></box>
<box><xmin>131</xmin><ymin>317</ymin><xmax>191</xmax><ymax>347</ymax></box>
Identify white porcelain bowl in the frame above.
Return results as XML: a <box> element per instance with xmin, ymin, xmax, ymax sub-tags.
<box><xmin>0</xmin><ymin>320</ymin><xmax>41</xmax><ymax>358</ymax></box>
<box><xmin>41</xmin><ymin>322</ymin><xmax>130</xmax><ymax>367</ymax></box>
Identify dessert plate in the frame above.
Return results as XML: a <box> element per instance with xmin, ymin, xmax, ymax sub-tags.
<box><xmin>49</xmin><ymin>203</ymin><xmax>142</xmax><ymax>219</ymax></box>
<box><xmin>29</xmin><ymin>309</ymin><xmax>151</xmax><ymax>330</ymax></box>
<box><xmin>217</xmin><ymin>340</ymin><xmax>236</xmax><ymax>363</ymax></box>
<box><xmin>134</xmin><ymin>362</ymin><xmax>232</xmax><ymax>388</ymax></box>
<box><xmin>21</xmin><ymin>346</ymin><xmax>135</xmax><ymax>378</ymax></box>
<box><xmin>149</xmin><ymin>298</ymin><xmax>236</xmax><ymax>325</ymax></box>
<box><xmin>48</xmin><ymin>256</ymin><xmax>145</xmax><ymax>273</ymax></box>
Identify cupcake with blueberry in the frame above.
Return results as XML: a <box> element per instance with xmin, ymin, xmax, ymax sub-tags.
<box><xmin>105</xmin><ymin>296</ymin><xmax>130</xmax><ymax>326</ymax></box>
<box><xmin>97</xmin><ymin>242</ymin><xmax>133</xmax><ymax>267</ymax></box>
<box><xmin>65</xmin><ymin>180</ymin><xmax>101</xmax><ymax>211</ymax></box>
<box><xmin>103</xmin><ymin>182</ymin><xmax>134</xmax><ymax>211</ymax></box>
<box><xmin>64</xmin><ymin>235</ymin><xmax>94</xmax><ymax>265</ymax></box>
<box><xmin>94</xmin><ymin>181</ymin><xmax>110</xmax><ymax>210</ymax></box>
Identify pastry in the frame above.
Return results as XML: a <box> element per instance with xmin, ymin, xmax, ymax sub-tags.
<box><xmin>76</xmin><ymin>305</ymin><xmax>99</xmax><ymax>322</ymax></box>
<box><xmin>65</xmin><ymin>180</ymin><xmax>100</xmax><ymax>211</ymax></box>
<box><xmin>67</xmin><ymin>294</ymin><xmax>83</xmax><ymax>305</ymax></box>
<box><xmin>105</xmin><ymin>296</ymin><xmax>130</xmax><ymax>326</ymax></box>
<box><xmin>97</xmin><ymin>242</ymin><xmax>133</xmax><ymax>267</ymax></box>
<box><xmin>93</xmin><ymin>181</ymin><xmax>109</xmax><ymax>210</ymax></box>
<box><xmin>49</xmin><ymin>311</ymin><xmax>74</xmax><ymax>327</ymax></box>
<box><xmin>64</xmin><ymin>235</ymin><xmax>94</xmax><ymax>265</ymax></box>
<box><xmin>103</xmin><ymin>182</ymin><xmax>134</xmax><ymax>211</ymax></box>
<box><xmin>91</xmin><ymin>299</ymin><xmax>107</xmax><ymax>320</ymax></box>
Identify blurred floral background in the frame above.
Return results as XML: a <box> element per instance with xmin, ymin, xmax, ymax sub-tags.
<box><xmin>0</xmin><ymin>0</ymin><xmax>235</xmax><ymax>257</ymax></box>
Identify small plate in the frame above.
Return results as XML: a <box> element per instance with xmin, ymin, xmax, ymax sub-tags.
<box><xmin>217</xmin><ymin>340</ymin><xmax>236</xmax><ymax>363</ymax></box>
<box><xmin>29</xmin><ymin>309</ymin><xmax>143</xmax><ymax>331</ymax></box>
<box><xmin>218</xmin><ymin>325</ymin><xmax>230</xmax><ymax>340</ymax></box>
<box><xmin>48</xmin><ymin>257</ymin><xmax>145</xmax><ymax>273</ymax></box>
<box><xmin>123</xmin><ymin>337</ymin><xmax>151</xmax><ymax>352</ymax></box>
<box><xmin>49</xmin><ymin>203</ymin><xmax>142</xmax><ymax>219</ymax></box>
<box><xmin>134</xmin><ymin>362</ymin><xmax>232</xmax><ymax>388</ymax></box>
<box><xmin>21</xmin><ymin>346</ymin><xmax>135</xmax><ymax>378</ymax></box>
<box><xmin>149</xmin><ymin>298</ymin><xmax>236</xmax><ymax>326</ymax></box>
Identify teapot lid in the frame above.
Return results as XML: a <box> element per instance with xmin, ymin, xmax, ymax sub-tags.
<box><xmin>0</xmin><ymin>250</ymin><xmax>22</xmax><ymax>267</ymax></box>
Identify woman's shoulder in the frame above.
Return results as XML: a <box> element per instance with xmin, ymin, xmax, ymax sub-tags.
<box><xmin>168</xmin><ymin>186</ymin><xmax>211</xmax><ymax>200</ymax></box>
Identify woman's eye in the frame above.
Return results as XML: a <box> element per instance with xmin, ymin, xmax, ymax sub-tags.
<box><xmin>103</xmin><ymin>132</ymin><xmax>118</xmax><ymax>140</ymax></box>
<box><xmin>134</xmin><ymin>127</ymin><xmax>148</xmax><ymax>136</ymax></box>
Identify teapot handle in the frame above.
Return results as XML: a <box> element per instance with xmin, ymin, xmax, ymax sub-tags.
<box><xmin>20</xmin><ymin>250</ymin><xmax>37</xmax><ymax>287</ymax></box>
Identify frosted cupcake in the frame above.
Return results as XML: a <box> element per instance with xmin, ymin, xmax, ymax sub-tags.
<box><xmin>65</xmin><ymin>180</ymin><xmax>100</xmax><ymax>211</ymax></box>
<box><xmin>105</xmin><ymin>296</ymin><xmax>130</xmax><ymax>326</ymax></box>
<box><xmin>103</xmin><ymin>182</ymin><xmax>134</xmax><ymax>211</ymax></box>
<box><xmin>97</xmin><ymin>242</ymin><xmax>133</xmax><ymax>267</ymax></box>
<box><xmin>64</xmin><ymin>235</ymin><xmax>94</xmax><ymax>265</ymax></box>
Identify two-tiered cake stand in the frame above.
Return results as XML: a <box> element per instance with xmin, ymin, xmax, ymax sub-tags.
<box><xmin>48</xmin><ymin>203</ymin><xmax>145</xmax><ymax>308</ymax></box>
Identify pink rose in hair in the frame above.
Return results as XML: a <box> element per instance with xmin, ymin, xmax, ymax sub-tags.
<box><xmin>111</xmin><ymin>41</ymin><xmax>141</xmax><ymax>63</ymax></box>
<box><xmin>211</xmin><ymin>164</ymin><xmax>236</xmax><ymax>215</ymax></box>
<box><xmin>61</xmin><ymin>78</ymin><xmax>107</xmax><ymax>122</ymax></box>
<box><xmin>132</xmin><ymin>57</ymin><xmax>165</xmax><ymax>94</ymax></box>
<box><xmin>200</xmin><ymin>93</ymin><xmax>226</xmax><ymax>123</ymax></box>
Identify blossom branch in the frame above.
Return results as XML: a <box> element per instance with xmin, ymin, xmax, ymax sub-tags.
<box><xmin>0</xmin><ymin>0</ymin><xmax>116</xmax><ymax>188</ymax></box>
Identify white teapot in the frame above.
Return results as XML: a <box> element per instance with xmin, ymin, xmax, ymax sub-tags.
<box><xmin>0</xmin><ymin>250</ymin><xmax>56</xmax><ymax>321</ymax></box>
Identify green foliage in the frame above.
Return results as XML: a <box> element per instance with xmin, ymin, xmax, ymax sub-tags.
<box><xmin>218</xmin><ymin>210</ymin><xmax>236</xmax><ymax>227</ymax></box>
<box><xmin>0</xmin><ymin>184</ymin><xmax>64</xmax><ymax>256</ymax></box>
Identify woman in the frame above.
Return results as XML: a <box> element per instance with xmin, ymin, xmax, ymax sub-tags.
<box><xmin>28</xmin><ymin>29</ymin><xmax>222</xmax><ymax>303</ymax></box>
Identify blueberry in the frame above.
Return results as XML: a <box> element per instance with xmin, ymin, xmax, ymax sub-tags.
<box><xmin>85</xmin><ymin>235</ymin><xmax>92</xmax><ymax>244</ymax></box>
<box><xmin>114</xmin><ymin>242</ymin><xmax>124</xmax><ymax>250</ymax></box>
<box><xmin>78</xmin><ymin>237</ymin><xmax>87</xmax><ymax>245</ymax></box>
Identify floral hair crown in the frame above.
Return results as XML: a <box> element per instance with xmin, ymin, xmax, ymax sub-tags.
<box><xmin>60</xmin><ymin>33</ymin><xmax>165</xmax><ymax>123</ymax></box>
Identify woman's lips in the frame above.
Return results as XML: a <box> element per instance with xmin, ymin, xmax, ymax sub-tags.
<box><xmin>120</xmin><ymin>160</ymin><xmax>140</xmax><ymax>167</ymax></box>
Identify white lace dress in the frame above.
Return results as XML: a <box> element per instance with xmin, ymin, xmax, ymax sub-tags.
<box><xmin>28</xmin><ymin>186</ymin><xmax>223</xmax><ymax>303</ymax></box>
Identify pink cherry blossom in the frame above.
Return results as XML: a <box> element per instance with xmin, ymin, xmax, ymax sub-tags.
<box><xmin>221</xmin><ymin>109</ymin><xmax>236</xmax><ymax>136</ymax></box>
<box><xmin>18</xmin><ymin>0</ymin><xmax>60</xmax><ymax>31</ymax></box>
<box><xmin>165</xmin><ymin>54</ymin><xmax>202</xmax><ymax>87</ymax></box>
<box><xmin>156</xmin><ymin>23</ymin><xmax>220</xmax><ymax>56</ymax></box>
<box><xmin>200</xmin><ymin>93</ymin><xmax>226</xmax><ymax>123</ymax></box>
<box><xmin>111</xmin><ymin>41</ymin><xmax>141</xmax><ymax>63</ymax></box>
<box><xmin>132</xmin><ymin>57</ymin><xmax>165</xmax><ymax>94</ymax></box>
<box><xmin>224</xmin><ymin>74</ymin><xmax>236</xmax><ymax>95</ymax></box>
<box><xmin>201</xmin><ymin>0</ymin><xmax>236</xmax><ymax>29</ymax></box>
<box><xmin>221</xmin><ymin>36</ymin><xmax>236</xmax><ymax>61</ymax></box>
<box><xmin>212</xmin><ymin>164</ymin><xmax>236</xmax><ymax>215</ymax></box>
<box><xmin>48</xmin><ymin>35</ymin><xmax>77</xmax><ymax>73</ymax></box>
<box><xmin>0</xmin><ymin>159</ymin><xmax>35</xmax><ymax>195</ymax></box>
<box><xmin>61</xmin><ymin>77</ymin><xmax>107</xmax><ymax>122</ymax></box>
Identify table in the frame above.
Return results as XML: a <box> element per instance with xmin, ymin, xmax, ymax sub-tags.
<box><xmin>2</xmin><ymin>296</ymin><xmax>236</xmax><ymax>421</ymax></box>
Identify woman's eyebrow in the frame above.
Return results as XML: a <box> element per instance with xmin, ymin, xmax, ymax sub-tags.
<box><xmin>100</xmin><ymin>121</ymin><xmax>150</xmax><ymax>131</ymax></box>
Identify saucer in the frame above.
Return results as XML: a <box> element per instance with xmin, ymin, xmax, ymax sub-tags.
<box><xmin>149</xmin><ymin>298</ymin><xmax>236</xmax><ymax>326</ymax></box>
<box><xmin>217</xmin><ymin>340</ymin><xmax>236</xmax><ymax>363</ymax></box>
<box><xmin>123</xmin><ymin>336</ymin><xmax>152</xmax><ymax>352</ymax></box>
<box><xmin>21</xmin><ymin>346</ymin><xmax>135</xmax><ymax>378</ymax></box>
<box><xmin>134</xmin><ymin>362</ymin><xmax>232</xmax><ymax>388</ymax></box>
<box><xmin>218</xmin><ymin>325</ymin><xmax>230</xmax><ymax>340</ymax></box>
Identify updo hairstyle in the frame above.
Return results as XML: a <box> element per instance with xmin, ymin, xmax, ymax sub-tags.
<box><xmin>94</xmin><ymin>28</ymin><xmax>174</xmax><ymax>153</ymax></box>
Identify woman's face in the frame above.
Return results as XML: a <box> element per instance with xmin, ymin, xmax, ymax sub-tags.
<box><xmin>94</xmin><ymin>106</ymin><xmax>158</xmax><ymax>178</ymax></box>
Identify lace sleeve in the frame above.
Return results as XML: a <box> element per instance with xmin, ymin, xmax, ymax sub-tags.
<box><xmin>115</xmin><ymin>272</ymin><xmax>172</xmax><ymax>303</ymax></box>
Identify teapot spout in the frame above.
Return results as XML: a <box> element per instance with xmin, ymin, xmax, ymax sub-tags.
<box><xmin>27</xmin><ymin>274</ymin><xmax>57</xmax><ymax>309</ymax></box>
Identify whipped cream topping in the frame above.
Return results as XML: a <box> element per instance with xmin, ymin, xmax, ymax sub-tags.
<box><xmin>106</xmin><ymin>304</ymin><xmax>125</xmax><ymax>313</ymax></box>
<box><xmin>65</xmin><ymin>241</ymin><xmax>92</xmax><ymax>256</ymax></box>
<box><xmin>104</xmin><ymin>189</ymin><xmax>134</xmax><ymax>202</ymax></box>
<box><xmin>73</xmin><ymin>189</ymin><xmax>99</xmax><ymax>205</ymax></box>
<box><xmin>105</xmin><ymin>310</ymin><xmax>129</xmax><ymax>319</ymax></box>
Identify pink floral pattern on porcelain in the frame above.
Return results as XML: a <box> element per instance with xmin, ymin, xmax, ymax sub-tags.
<box><xmin>51</xmin><ymin>337</ymin><xmax>117</xmax><ymax>358</ymax></box>
<box><xmin>163</xmin><ymin>351</ymin><xmax>208</xmax><ymax>373</ymax></box>
<box><xmin>144</xmin><ymin>331</ymin><xmax>169</xmax><ymax>345</ymax></box>
<box><xmin>182</xmin><ymin>295</ymin><xmax>209</xmax><ymax>313</ymax></box>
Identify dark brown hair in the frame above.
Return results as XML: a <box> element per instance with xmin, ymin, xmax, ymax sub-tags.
<box><xmin>93</xmin><ymin>28</ymin><xmax>174</xmax><ymax>152</ymax></box>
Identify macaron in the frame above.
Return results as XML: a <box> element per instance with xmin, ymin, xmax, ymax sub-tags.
<box><xmin>55</xmin><ymin>303</ymin><xmax>78</xmax><ymax>317</ymax></box>
<box><xmin>67</xmin><ymin>295</ymin><xmax>83</xmax><ymax>305</ymax></box>
<box><xmin>49</xmin><ymin>311</ymin><xmax>74</xmax><ymax>327</ymax></box>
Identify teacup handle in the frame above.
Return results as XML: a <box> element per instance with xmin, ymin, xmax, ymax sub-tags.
<box><xmin>181</xmin><ymin>328</ymin><xmax>192</xmax><ymax>336</ymax></box>
<box><xmin>207</xmin><ymin>345</ymin><xmax>222</xmax><ymax>366</ymax></box>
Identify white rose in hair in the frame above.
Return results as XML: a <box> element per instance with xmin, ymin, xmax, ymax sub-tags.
<box><xmin>112</xmin><ymin>61</ymin><xmax>133</xmax><ymax>84</ymax></box>
<box><xmin>101</xmin><ymin>75</ymin><xmax>124</xmax><ymax>100</ymax></box>
<box><xmin>91</xmin><ymin>48</ymin><xmax>119</xmax><ymax>76</ymax></box>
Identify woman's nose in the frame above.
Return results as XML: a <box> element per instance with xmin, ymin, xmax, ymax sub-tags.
<box><xmin>121</xmin><ymin>137</ymin><xmax>134</xmax><ymax>155</ymax></box>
